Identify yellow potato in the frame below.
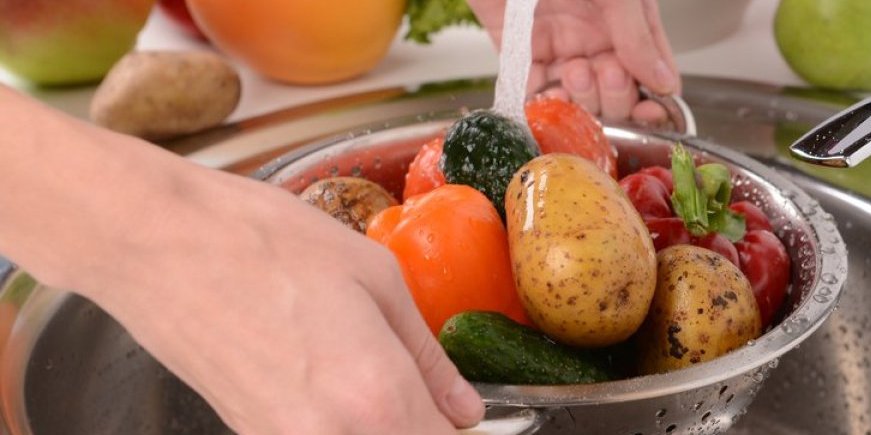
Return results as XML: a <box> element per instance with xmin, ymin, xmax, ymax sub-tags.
<box><xmin>505</xmin><ymin>153</ymin><xmax>656</xmax><ymax>347</ymax></box>
<box><xmin>638</xmin><ymin>245</ymin><xmax>762</xmax><ymax>375</ymax></box>
<box><xmin>300</xmin><ymin>177</ymin><xmax>397</xmax><ymax>233</ymax></box>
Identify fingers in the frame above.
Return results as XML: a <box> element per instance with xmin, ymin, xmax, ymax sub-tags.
<box><xmin>591</xmin><ymin>53</ymin><xmax>638</xmax><ymax>121</ymax></box>
<box><xmin>595</xmin><ymin>0</ymin><xmax>678</xmax><ymax>95</ymax></box>
<box><xmin>631</xmin><ymin>99</ymin><xmax>669</xmax><ymax>125</ymax></box>
<box><xmin>641</xmin><ymin>0</ymin><xmax>681</xmax><ymax>94</ymax></box>
<box><xmin>559</xmin><ymin>58</ymin><xmax>600</xmax><ymax>115</ymax></box>
<box><xmin>362</xmin><ymin>253</ymin><xmax>485</xmax><ymax>429</ymax></box>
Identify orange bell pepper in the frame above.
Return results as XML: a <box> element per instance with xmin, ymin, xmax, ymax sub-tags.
<box><xmin>367</xmin><ymin>184</ymin><xmax>529</xmax><ymax>335</ymax></box>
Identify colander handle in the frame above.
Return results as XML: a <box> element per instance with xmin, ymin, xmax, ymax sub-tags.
<box><xmin>457</xmin><ymin>408</ymin><xmax>543</xmax><ymax>435</ymax></box>
<box><xmin>639</xmin><ymin>88</ymin><xmax>698</xmax><ymax>137</ymax></box>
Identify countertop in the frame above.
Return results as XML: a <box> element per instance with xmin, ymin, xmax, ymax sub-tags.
<box><xmin>1</xmin><ymin>0</ymin><xmax>802</xmax><ymax>142</ymax></box>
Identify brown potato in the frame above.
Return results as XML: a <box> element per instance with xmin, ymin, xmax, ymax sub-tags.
<box><xmin>90</xmin><ymin>50</ymin><xmax>240</xmax><ymax>140</ymax></box>
<box><xmin>638</xmin><ymin>245</ymin><xmax>762</xmax><ymax>375</ymax></box>
<box><xmin>301</xmin><ymin>177</ymin><xmax>397</xmax><ymax>233</ymax></box>
<box><xmin>505</xmin><ymin>153</ymin><xmax>657</xmax><ymax>347</ymax></box>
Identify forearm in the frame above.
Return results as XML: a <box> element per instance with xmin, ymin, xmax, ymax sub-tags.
<box><xmin>0</xmin><ymin>86</ymin><xmax>221</xmax><ymax>298</ymax></box>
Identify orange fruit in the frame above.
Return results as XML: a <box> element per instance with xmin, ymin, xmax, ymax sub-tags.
<box><xmin>187</xmin><ymin>0</ymin><xmax>405</xmax><ymax>84</ymax></box>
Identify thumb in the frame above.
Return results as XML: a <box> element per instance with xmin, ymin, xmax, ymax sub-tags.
<box><xmin>367</xmin><ymin>262</ymin><xmax>485</xmax><ymax>428</ymax></box>
<box><xmin>596</xmin><ymin>0</ymin><xmax>679</xmax><ymax>95</ymax></box>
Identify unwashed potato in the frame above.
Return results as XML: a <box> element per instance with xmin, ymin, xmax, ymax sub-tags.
<box><xmin>301</xmin><ymin>177</ymin><xmax>397</xmax><ymax>233</ymax></box>
<box><xmin>90</xmin><ymin>50</ymin><xmax>241</xmax><ymax>140</ymax></box>
<box><xmin>505</xmin><ymin>153</ymin><xmax>657</xmax><ymax>347</ymax></box>
<box><xmin>638</xmin><ymin>245</ymin><xmax>762</xmax><ymax>375</ymax></box>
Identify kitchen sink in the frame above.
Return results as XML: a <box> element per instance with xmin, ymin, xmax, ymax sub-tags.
<box><xmin>0</xmin><ymin>75</ymin><xmax>869</xmax><ymax>434</ymax></box>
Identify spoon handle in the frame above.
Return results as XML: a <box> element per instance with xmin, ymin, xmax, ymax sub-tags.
<box><xmin>789</xmin><ymin>97</ymin><xmax>871</xmax><ymax>168</ymax></box>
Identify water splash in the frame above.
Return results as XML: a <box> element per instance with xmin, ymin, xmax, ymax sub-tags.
<box><xmin>492</xmin><ymin>0</ymin><xmax>540</xmax><ymax>153</ymax></box>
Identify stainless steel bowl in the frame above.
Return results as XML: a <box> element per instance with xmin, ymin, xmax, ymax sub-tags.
<box><xmin>251</xmin><ymin>110</ymin><xmax>846</xmax><ymax>434</ymax></box>
<box><xmin>0</xmin><ymin>76</ymin><xmax>856</xmax><ymax>434</ymax></box>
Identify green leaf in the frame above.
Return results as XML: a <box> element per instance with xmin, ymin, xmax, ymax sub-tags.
<box><xmin>405</xmin><ymin>0</ymin><xmax>480</xmax><ymax>44</ymax></box>
<box><xmin>670</xmin><ymin>144</ymin><xmax>746</xmax><ymax>241</ymax></box>
<box><xmin>696</xmin><ymin>163</ymin><xmax>732</xmax><ymax>212</ymax></box>
<box><xmin>710</xmin><ymin>210</ymin><xmax>747</xmax><ymax>243</ymax></box>
<box><xmin>670</xmin><ymin>143</ymin><xmax>709</xmax><ymax>236</ymax></box>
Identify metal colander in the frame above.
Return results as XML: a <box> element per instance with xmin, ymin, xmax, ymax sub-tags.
<box><xmin>254</xmin><ymin>109</ymin><xmax>847</xmax><ymax>435</ymax></box>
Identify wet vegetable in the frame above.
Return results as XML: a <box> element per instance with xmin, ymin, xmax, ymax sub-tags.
<box><xmin>440</xmin><ymin>110</ymin><xmax>537</xmax><ymax>218</ymax></box>
<box><xmin>403</xmin><ymin>136</ymin><xmax>446</xmax><ymax>201</ymax></box>
<box><xmin>735</xmin><ymin>230</ymin><xmax>791</xmax><ymax>329</ymax></box>
<box><xmin>300</xmin><ymin>176</ymin><xmax>398</xmax><ymax>233</ymax></box>
<box><xmin>439</xmin><ymin>311</ymin><xmax>614</xmax><ymax>384</ymax></box>
<box><xmin>525</xmin><ymin>96</ymin><xmax>618</xmax><ymax>179</ymax></box>
<box><xmin>619</xmin><ymin>173</ymin><xmax>673</xmax><ymax>220</ymax></box>
<box><xmin>505</xmin><ymin>153</ymin><xmax>656</xmax><ymax>347</ymax></box>
<box><xmin>367</xmin><ymin>184</ymin><xmax>529</xmax><ymax>335</ymax></box>
<box><xmin>638</xmin><ymin>245</ymin><xmax>762</xmax><ymax>374</ymax></box>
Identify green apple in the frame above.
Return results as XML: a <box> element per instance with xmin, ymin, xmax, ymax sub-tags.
<box><xmin>775</xmin><ymin>0</ymin><xmax>871</xmax><ymax>90</ymax></box>
<box><xmin>0</xmin><ymin>0</ymin><xmax>155</xmax><ymax>86</ymax></box>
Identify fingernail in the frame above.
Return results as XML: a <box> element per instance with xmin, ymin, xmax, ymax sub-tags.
<box><xmin>447</xmin><ymin>377</ymin><xmax>484</xmax><ymax>426</ymax></box>
<box><xmin>602</xmin><ymin>67</ymin><xmax>628</xmax><ymax>91</ymax></box>
<box><xmin>654</xmin><ymin>60</ymin><xmax>677</xmax><ymax>92</ymax></box>
<box><xmin>566</xmin><ymin>68</ymin><xmax>592</xmax><ymax>93</ymax></box>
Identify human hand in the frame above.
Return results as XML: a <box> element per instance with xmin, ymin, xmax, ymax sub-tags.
<box><xmin>468</xmin><ymin>0</ymin><xmax>681</xmax><ymax>124</ymax></box>
<box><xmin>0</xmin><ymin>89</ymin><xmax>484</xmax><ymax>434</ymax></box>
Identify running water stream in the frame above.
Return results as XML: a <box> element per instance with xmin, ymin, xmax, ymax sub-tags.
<box><xmin>491</xmin><ymin>0</ymin><xmax>540</xmax><ymax>153</ymax></box>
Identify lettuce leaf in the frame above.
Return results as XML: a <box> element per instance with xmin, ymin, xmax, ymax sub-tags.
<box><xmin>406</xmin><ymin>0</ymin><xmax>480</xmax><ymax>44</ymax></box>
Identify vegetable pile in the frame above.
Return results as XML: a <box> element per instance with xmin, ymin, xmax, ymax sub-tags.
<box><xmin>297</xmin><ymin>96</ymin><xmax>792</xmax><ymax>383</ymax></box>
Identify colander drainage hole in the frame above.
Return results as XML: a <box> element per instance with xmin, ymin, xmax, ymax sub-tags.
<box><xmin>701</xmin><ymin>411</ymin><xmax>711</xmax><ymax>422</ymax></box>
<box><xmin>719</xmin><ymin>385</ymin><xmax>728</xmax><ymax>396</ymax></box>
<box><xmin>665</xmin><ymin>424</ymin><xmax>677</xmax><ymax>433</ymax></box>
<box><xmin>656</xmin><ymin>409</ymin><xmax>667</xmax><ymax>418</ymax></box>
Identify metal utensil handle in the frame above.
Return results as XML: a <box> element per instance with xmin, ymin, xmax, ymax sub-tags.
<box><xmin>457</xmin><ymin>408</ymin><xmax>543</xmax><ymax>435</ymax></box>
<box><xmin>639</xmin><ymin>87</ymin><xmax>698</xmax><ymax>136</ymax></box>
<box><xmin>788</xmin><ymin>96</ymin><xmax>871</xmax><ymax>168</ymax></box>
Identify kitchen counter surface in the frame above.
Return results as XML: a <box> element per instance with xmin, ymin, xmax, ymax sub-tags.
<box><xmin>2</xmin><ymin>0</ymin><xmax>802</xmax><ymax>143</ymax></box>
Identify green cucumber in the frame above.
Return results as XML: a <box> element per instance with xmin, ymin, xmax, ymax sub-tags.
<box><xmin>438</xmin><ymin>311</ymin><xmax>615</xmax><ymax>385</ymax></box>
<box><xmin>440</xmin><ymin>110</ymin><xmax>537</xmax><ymax>218</ymax></box>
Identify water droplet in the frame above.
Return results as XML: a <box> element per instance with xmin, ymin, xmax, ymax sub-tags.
<box><xmin>753</xmin><ymin>372</ymin><xmax>766</xmax><ymax>383</ymax></box>
<box><xmin>821</xmin><ymin>273</ymin><xmax>839</xmax><ymax>285</ymax></box>
<box><xmin>656</xmin><ymin>409</ymin><xmax>667</xmax><ymax>418</ymax></box>
<box><xmin>746</xmin><ymin>339</ymin><xmax>757</xmax><ymax>346</ymax></box>
<box><xmin>822</xmin><ymin>245</ymin><xmax>836</xmax><ymax>254</ymax></box>
<box><xmin>692</xmin><ymin>401</ymin><xmax>704</xmax><ymax>411</ymax></box>
<box><xmin>768</xmin><ymin>358</ymin><xmax>780</xmax><ymax>369</ymax></box>
<box><xmin>814</xmin><ymin>294</ymin><xmax>832</xmax><ymax>303</ymax></box>
<box><xmin>44</xmin><ymin>359</ymin><xmax>54</xmax><ymax>371</ymax></box>
<box><xmin>426</xmin><ymin>233</ymin><xmax>435</xmax><ymax>243</ymax></box>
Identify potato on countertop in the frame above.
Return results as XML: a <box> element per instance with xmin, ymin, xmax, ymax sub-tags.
<box><xmin>300</xmin><ymin>177</ymin><xmax>398</xmax><ymax>233</ymax></box>
<box><xmin>638</xmin><ymin>245</ymin><xmax>762</xmax><ymax>375</ymax></box>
<box><xmin>90</xmin><ymin>50</ymin><xmax>240</xmax><ymax>140</ymax></box>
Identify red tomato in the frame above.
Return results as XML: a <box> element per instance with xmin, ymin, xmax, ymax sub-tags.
<box><xmin>403</xmin><ymin>136</ymin><xmax>446</xmax><ymax>201</ymax></box>
<box><xmin>637</xmin><ymin>166</ymin><xmax>673</xmax><ymax>193</ymax></box>
<box><xmin>734</xmin><ymin>230</ymin><xmax>791</xmax><ymax>329</ymax></box>
<box><xmin>730</xmin><ymin>201</ymin><xmax>773</xmax><ymax>232</ymax></box>
<box><xmin>692</xmin><ymin>233</ymin><xmax>739</xmax><ymax>267</ymax></box>
<box><xmin>619</xmin><ymin>173</ymin><xmax>672</xmax><ymax>220</ymax></box>
<box><xmin>525</xmin><ymin>96</ymin><xmax>618</xmax><ymax>179</ymax></box>
<box><xmin>645</xmin><ymin>217</ymin><xmax>692</xmax><ymax>251</ymax></box>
